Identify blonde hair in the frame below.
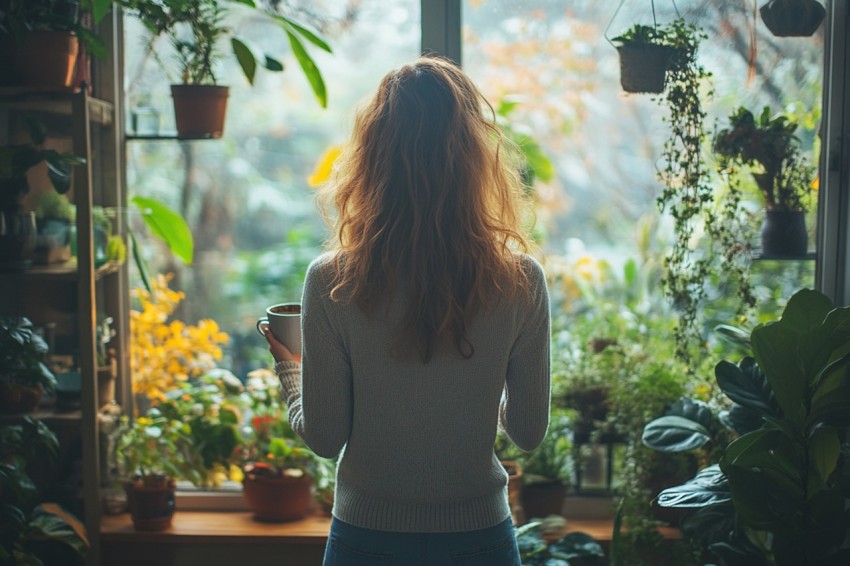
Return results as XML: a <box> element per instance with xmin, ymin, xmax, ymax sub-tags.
<box><xmin>319</xmin><ymin>56</ymin><xmax>533</xmax><ymax>362</ymax></box>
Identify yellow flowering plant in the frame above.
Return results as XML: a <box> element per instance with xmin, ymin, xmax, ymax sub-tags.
<box><xmin>130</xmin><ymin>274</ymin><xmax>229</xmax><ymax>402</ymax></box>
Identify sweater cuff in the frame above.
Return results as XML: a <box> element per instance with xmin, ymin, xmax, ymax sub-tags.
<box><xmin>274</xmin><ymin>360</ymin><xmax>302</xmax><ymax>405</ymax></box>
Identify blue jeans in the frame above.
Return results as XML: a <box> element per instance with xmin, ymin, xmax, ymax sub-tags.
<box><xmin>322</xmin><ymin>516</ymin><xmax>521</xmax><ymax>565</ymax></box>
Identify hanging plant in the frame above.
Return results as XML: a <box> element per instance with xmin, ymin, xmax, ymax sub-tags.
<box><xmin>760</xmin><ymin>0</ymin><xmax>826</xmax><ymax>37</ymax></box>
<box><xmin>654</xmin><ymin>20</ymin><xmax>755</xmax><ymax>366</ymax></box>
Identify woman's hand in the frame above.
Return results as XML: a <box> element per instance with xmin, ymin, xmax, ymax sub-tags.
<box><xmin>262</xmin><ymin>328</ymin><xmax>298</xmax><ymax>363</ymax></box>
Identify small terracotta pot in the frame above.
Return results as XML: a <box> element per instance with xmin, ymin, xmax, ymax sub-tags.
<box><xmin>171</xmin><ymin>84</ymin><xmax>230</xmax><ymax>139</ymax></box>
<box><xmin>12</xmin><ymin>31</ymin><xmax>79</xmax><ymax>90</ymax></box>
<box><xmin>242</xmin><ymin>467</ymin><xmax>313</xmax><ymax>522</ymax></box>
<box><xmin>124</xmin><ymin>476</ymin><xmax>176</xmax><ymax>532</ymax></box>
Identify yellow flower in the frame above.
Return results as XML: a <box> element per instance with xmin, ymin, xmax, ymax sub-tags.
<box><xmin>308</xmin><ymin>145</ymin><xmax>343</xmax><ymax>187</ymax></box>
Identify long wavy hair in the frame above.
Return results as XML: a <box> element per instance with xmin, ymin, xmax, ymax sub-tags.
<box><xmin>319</xmin><ymin>56</ymin><xmax>534</xmax><ymax>362</ymax></box>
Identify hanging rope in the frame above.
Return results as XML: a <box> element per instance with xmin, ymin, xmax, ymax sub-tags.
<box><xmin>605</xmin><ymin>0</ymin><xmax>683</xmax><ymax>46</ymax></box>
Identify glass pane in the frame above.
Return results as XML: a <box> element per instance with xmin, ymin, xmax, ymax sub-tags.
<box><xmin>463</xmin><ymin>0</ymin><xmax>821</xmax><ymax>325</ymax></box>
<box><xmin>125</xmin><ymin>1</ymin><xmax>420</xmax><ymax>380</ymax></box>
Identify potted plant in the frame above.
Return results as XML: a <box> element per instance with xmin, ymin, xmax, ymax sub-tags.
<box><xmin>0</xmin><ymin>317</ymin><xmax>57</xmax><ymax>414</ymax></box>
<box><xmin>642</xmin><ymin>289</ymin><xmax>850</xmax><ymax>565</ymax></box>
<box><xmin>714</xmin><ymin>106</ymin><xmax>816</xmax><ymax>258</ymax></box>
<box><xmin>514</xmin><ymin>410</ymin><xmax>573</xmax><ymax>521</ymax></box>
<box><xmin>120</xmin><ymin>0</ymin><xmax>331</xmax><ymax>138</ymax></box>
<box><xmin>238</xmin><ymin>368</ymin><xmax>321</xmax><ymax>522</ymax></box>
<box><xmin>516</xmin><ymin>518</ymin><xmax>606</xmax><ymax>565</ymax></box>
<box><xmin>0</xmin><ymin>118</ymin><xmax>83</xmax><ymax>271</ymax></box>
<box><xmin>760</xmin><ymin>0</ymin><xmax>826</xmax><ymax>37</ymax></box>
<box><xmin>0</xmin><ymin>417</ymin><xmax>89</xmax><ymax>564</ymax></box>
<box><xmin>610</xmin><ymin>23</ymin><xmax>678</xmax><ymax>94</ymax></box>
<box><xmin>33</xmin><ymin>190</ymin><xmax>74</xmax><ymax>264</ymax></box>
<box><xmin>0</xmin><ymin>0</ymin><xmax>110</xmax><ymax>89</ymax></box>
<box><xmin>111</xmin><ymin>407</ymin><xmax>199</xmax><ymax>531</ymax></box>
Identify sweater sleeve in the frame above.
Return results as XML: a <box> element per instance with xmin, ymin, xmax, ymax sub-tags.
<box><xmin>500</xmin><ymin>256</ymin><xmax>551</xmax><ymax>451</ymax></box>
<box><xmin>277</xmin><ymin>258</ymin><xmax>352</xmax><ymax>459</ymax></box>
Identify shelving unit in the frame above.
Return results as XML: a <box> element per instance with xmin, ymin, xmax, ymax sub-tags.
<box><xmin>0</xmin><ymin>13</ymin><xmax>127</xmax><ymax>566</ymax></box>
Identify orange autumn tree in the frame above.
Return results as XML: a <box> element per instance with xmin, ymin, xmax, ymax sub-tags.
<box><xmin>130</xmin><ymin>274</ymin><xmax>229</xmax><ymax>403</ymax></box>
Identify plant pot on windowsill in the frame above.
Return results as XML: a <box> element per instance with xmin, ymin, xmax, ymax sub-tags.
<box><xmin>171</xmin><ymin>85</ymin><xmax>230</xmax><ymax>140</ymax></box>
<box><xmin>760</xmin><ymin>209</ymin><xmax>808</xmax><ymax>258</ymax></box>
<box><xmin>124</xmin><ymin>475</ymin><xmax>176</xmax><ymax>532</ymax></box>
<box><xmin>242</xmin><ymin>463</ymin><xmax>313</xmax><ymax>522</ymax></box>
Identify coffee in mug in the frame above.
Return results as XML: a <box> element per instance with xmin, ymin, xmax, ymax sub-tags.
<box><xmin>257</xmin><ymin>303</ymin><xmax>302</xmax><ymax>359</ymax></box>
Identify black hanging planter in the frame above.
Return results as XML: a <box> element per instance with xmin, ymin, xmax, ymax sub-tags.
<box><xmin>616</xmin><ymin>44</ymin><xmax>676</xmax><ymax>94</ymax></box>
<box><xmin>760</xmin><ymin>0</ymin><xmax>825</xmax><ymax>37</ymax></box>
<box><xmin>760</xmin><ymin>210</ymin><xmax>808</xmax><ymax>258</ymax></box>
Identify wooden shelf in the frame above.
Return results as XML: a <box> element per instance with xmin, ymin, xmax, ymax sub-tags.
<box><xmin>0</xmin><ymin>89</ymin><xmax>114</xmax><ymax>125</ymax></box>
<box><xmin>0</xmin><ymin>260</ymin><xmax>123</xmax><ymax>281</ymax></box>
<box><xmin>0</xmin><ymin>408</ymin><xmax>81</xmax><ymax>423</ymax></box>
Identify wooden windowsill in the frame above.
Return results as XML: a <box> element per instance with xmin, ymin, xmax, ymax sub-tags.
<box><xmin>100</xmin><ymin>511</ymin><xmax>679</xmax><ymax>545</ymax></box>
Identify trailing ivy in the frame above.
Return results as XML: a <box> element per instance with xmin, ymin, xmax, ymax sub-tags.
<box><xmin>654</xmin><ymin>19</ymin><xmax>754</xmax><ymax>367</ymax></box>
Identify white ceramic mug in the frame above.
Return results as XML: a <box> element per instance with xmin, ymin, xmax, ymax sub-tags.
<box><xmin>257</xmin><ymin>303</ymin><xmax>301</xmax><ymax>358</ymax></box>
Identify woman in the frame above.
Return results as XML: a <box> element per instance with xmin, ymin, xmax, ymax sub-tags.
<box><xmin>264</xmin><ymin>56</ymin><xmax>550</xmax><ymax>565</ymax></box>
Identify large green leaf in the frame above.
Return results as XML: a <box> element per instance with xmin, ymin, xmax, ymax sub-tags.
<box><xmin>642</xmin><ymin>415</ymin><xmax>711</xmax><ymax>452</ymax></box>
<box><xmin>89</xmin><ymin>0</ymin><xmax>113</xmax><ymax>24</ymax></box>
<box><xmin>131</xmin><ymin>196</ymin><xmax>193</xmax><ymax>265</ymax></box>
<box><xmin>273</xmin><ymin>15</ymin><xmax>332</xmax><ymax>52</ymax></box>
<box><xmin>231</xmin><ymin>38</ymin><xmax>257</xmax><ymax>86</ymax></box>
<box><xmin>719</xmin><ymin>404</ymin><xmax>764</xmax><ymax>436</ymax></box>
<box><xmin>751</xmin><ymin>322</ymin><xmax>806</xmax><ymax>425</ymax></box>
<box><xmin>724</xmin><ymin>466</ymin><xmax>800</xmax><ymax>529</ymax></box>
<box><xmin>656</xmin><ymin>464</ymin><xmax>731</xmax><ymax>508</ymax></box>
<box><xmin>809</xmin><ymin>426</ymin><xmax>841</xmax><ymax>484</ymax></box>
<box><xmin>285</xmin><ymin>30</ymin><xmax>327</xmax><ymax>108</ymax></box>
<box><xmin>776</xmin><ymin>289</ymin><xmax>833</xmax><ymax>334</ymax></box>
<box><xmin>715</xmin><ymin>358</ymin><xmax>778</xmax><ymax>417</ymax></box>
<box><xmin>722</xmin><ymin>428</ymin><xmax>802</xmax><ymax>482</ymax></box>
<box><xmin>28</xmin><ymin>504</ymin><xmax>88</xmax><ymax>557</ymax></box>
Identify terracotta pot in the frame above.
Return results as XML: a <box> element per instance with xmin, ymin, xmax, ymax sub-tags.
<box><xmin>12</xmin><ymin>31</ymin><xmax>79</xmax><ymax>90</ymax></box>
<box><xmin>616</xmin><ymin>44</ymin><xmax>675</xmax><ymax>94</ymax></box>
<box><xmin>0</xmin><ymin>381</ymin><xmax>44</xmax><ymax>414</ymax></box>
<box><xmin>760</xmin><ymin>0</ymin><xmax>825</xmax><ymax>37</ymax></box>
<box><xmin>761</xmin><ymin>209</ymin><xmax>808</xmax><ymax>258</ymax></box>
<box><xmin>124</xmin><ymin>476</ymin><xmax>176</xmax><ymax>531</ymax></box>
<box><xmin>242</xmin><ymin>468</ymin><xmax>312</xmax><ymax>522</ymax></box>
<box><xmin>520</xmin><ymin>481</ymin><xmax>567</xmax><ymax>521</ymax></box>
<box><xmin>171</xmin><ymin>85</ymin><xmax>230</xmax><ymax>139</ymax></box>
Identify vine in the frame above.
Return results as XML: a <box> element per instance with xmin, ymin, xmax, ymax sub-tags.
<box><xmin>653</xmin><ymin>20</ymin><xmax>755</xmax><ymax>366</ymax></box>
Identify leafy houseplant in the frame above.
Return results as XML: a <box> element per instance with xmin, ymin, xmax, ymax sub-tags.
<box><xmin>112</xmin><ymin>407</ymin><xmax>198</xmax><ymax>531</ymax></box>
<box><xmin>0</xmin><ymin>0</ymin><xmax>113</xmax><ymax>88</ymax></box>
<box><xmin>238</xmin><ymin>368</ymin><xmax>323</xmax><ymax>522</ymax></box>
<box><xmin>611</xmin><ymin>23</ymin><xmax>678</xmax><ymax>94</ymax></box>
<box><xmin>120</xmin><ymin>0</ymin><xmax>332</xmax><ymax>138</ymax></box>
<box><xmin>0</xmin><ymin>417</ymin><xmax>89</xmax><ymax>564</ymax></box>
<box><xmin>517</xmin><ymin>518</ymin><xmax>606</xmax><ymax>566</ymax></box>
<box><xmin>0</xmin><ymin>317</ymin><xmax>57</xmax><ymax>414</ymax></box>
<box><xmin>714</xmin><ymin>106</ymin><xmax>816</xmax><ymax>257</ymax></box>
<box><xmin>642</xmin><ymin>289</ymin><xmax>850</xmax><ymax>565</ymax></box>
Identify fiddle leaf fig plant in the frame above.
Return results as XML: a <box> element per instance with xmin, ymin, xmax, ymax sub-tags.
<box><xmin>641</xmin><ymin>289</ymin><xmax>850</xmax><ymax>565</ymax></box>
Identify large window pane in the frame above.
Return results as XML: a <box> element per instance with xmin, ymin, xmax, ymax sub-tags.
<box><xmin>125</xmin><ymin>1</ymin><xmax>420</xmax><ymax>375</ymax></box>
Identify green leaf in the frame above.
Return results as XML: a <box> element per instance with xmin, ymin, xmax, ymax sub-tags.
<box><xmin>285</xmin><ymin>30</ymin><xmax>327</xmax><ymax>108</ymax></box>
<box><xmin>90</xmin><ymin>0</ymin><xmax>113</xmax><ymax>25</ymax></box>
<box><xmin>642</xmin><ymin>415</ymin><xmax>711</xmax><ymax>452</ymax></box>
<box><xmin>751</xmin><ymin>322</ymin><xmax>806</xmax><ymax>425</ymax></box>
<box><xmin>231</xmin><ymin>38</ymin><xmax>257</xmax><ymax>86</ymax></box>
<box><xmin>131</xmin><ymin>196</ymin><xmax>193</xmax><ymax>265</ymax></box>
<box><xmin>777</xmin><ymin>289</ymin><xmax>833</xmax><ymax>333</ymax></box>
<box><xmin>715</xmin><ymin>358</ymin><xmax>778</xmax><ymax>417</ymax></box>
<box><xmin>28</xmin><ymin>505</ymin><xmax>88</xmax><ymax>557</ymax></box>
<box><xmin>264</xmin><ymin>55</ymin><xmax>284</xmax><ymax>72</ymax></box>
<box><xmin>656</xmin><ymin>465</ymin><xmax>731</xmax><ymax>508</ymax></box>
<box><xmin>274</xmin><ymin>16</ymin><xmax>332</xmax><ymax>53</ymax></box>
<box><xmin>550</xmin><ymin>532</ymin><xmax>606</xmax><ymax>559</ymax></box>
<box><xmin>809</xmin><ymin>426</ymin><xmax>841</xmax><ymax>482</ymax></box>
<box><xmin>129</xmin><ymin>231</ymin><xmax>151</xmax><ymax>294</ymax></box>
<box><xmin>42</xmin><ymin>150</ymin><xmax>75</xmax><ymax>194</ymax></box>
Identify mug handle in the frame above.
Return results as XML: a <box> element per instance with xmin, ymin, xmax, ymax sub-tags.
<box><xmin>256</xmin><ymin>318</ymin><xmax>269</xmax><ymax>336</ymax></box>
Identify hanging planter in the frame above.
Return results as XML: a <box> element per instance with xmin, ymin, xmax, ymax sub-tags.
<box><xmin>171</xmin><ymin>85</ymin><xmax>230</xmax><ymax>140</ymax></box>
<box><xmin>760</xmin><ymin>0</ymin><xmax>825</xmax><ymax>37</ymax></box>
<box><xmin>615</xmin><ymin>43</ymin><xmax>676</xmax><ymax>94</ymax></box>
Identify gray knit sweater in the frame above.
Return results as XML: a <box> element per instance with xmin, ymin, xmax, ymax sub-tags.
<box><xmin>276</xmin><ymin>253</ymin><xmax>551</xmax><ymax>533</ymax></box>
